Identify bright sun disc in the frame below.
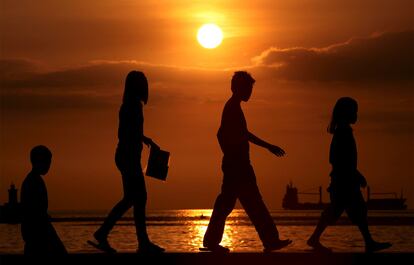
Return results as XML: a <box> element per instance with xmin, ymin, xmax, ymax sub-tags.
<box><xmin>197</xmin><ymin>24</ymin><xmax>223</xmax><ymax>49</ymax></box>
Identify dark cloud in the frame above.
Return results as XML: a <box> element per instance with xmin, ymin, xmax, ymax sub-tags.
<box><xmin>0</xmin><ymin>59</ymin><xmax>230</xmax><ymax>110</ymax></box>
<box><xmin>0</xmin><ymin>59</ymin><xmax>229</xmax><ymax>90</ymax></box>
<box><xmin>0</xmin><ymin>58</ymin><xmax>41</xmax><ymax>81</ymax></box>
<box><xmin>0</xmin><ymin>92</ymin><xmax>115</xmax><ymax>111</ymax></box>
<box><xmin>253</xmin><ymin>30</ymin><xmax>414</xmax><ymax>82</ymax></box>
<box><xmin>1</xmin><ymin>30</ymin><xmax>413</xmax><ymax>112</ymax></box>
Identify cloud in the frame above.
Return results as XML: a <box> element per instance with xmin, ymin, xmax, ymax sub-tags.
<box><xmin>1</xmin><ymin>30</ymin><xmax>413</xmax><ymax>112</ymax></box>
<box><xmin>0</xmin><ymin>59</ymin><xmax>232</xmax><ymax>110</ymax></box>
<box><xmin>252</xmin><ymin>30</ymin><xmax>414</xmax><ymax>82</ymax></box>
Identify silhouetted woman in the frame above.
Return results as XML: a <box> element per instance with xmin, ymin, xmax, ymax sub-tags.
<box><xmin>307</xmin><ymin>97</ymin><xmax>391</xmax><ymax>253</ymax></box>
<box><xmin>91</xmin><ymin>71</ymin><xmax>164</xmax><ymax>253</ymax></box>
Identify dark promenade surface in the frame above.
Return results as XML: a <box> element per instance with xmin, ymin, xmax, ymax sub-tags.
<box><xmin>1</xmin><ymin>252</ymin><xmax>413</xmax><ymax>265</ymax></box>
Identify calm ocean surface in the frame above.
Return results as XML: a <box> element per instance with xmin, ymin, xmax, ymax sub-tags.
<box><xmin>1</xmin><ymin>209</ymin><xmax>413</xmax><ymax>253</ymax></box>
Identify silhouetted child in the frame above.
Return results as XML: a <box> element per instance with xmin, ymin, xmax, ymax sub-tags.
<box><xmin>89</xmin><ymin>71</ymin><xmax>164</xmax><ymax>253</ymax></box>
<box><xmin>202</xmin><ymin>71</ymin><xmax>291</xmax><ymax>253</ymax></box>
<box><xmin>20</xmin><ymin>145</ymin><xmax>67</xmax><ymax>255</ymax></box>
<box><xmin>307</xmin><ymin>97</ymin><xmax>392</xmax><ymax>253</ymax></box>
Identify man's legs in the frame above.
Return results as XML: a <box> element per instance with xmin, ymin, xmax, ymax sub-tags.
<box><xmin>237</xmin><ymin>166</ymin><xmax>283</xmax><ymax>249</ymax></box>
<box><xmin>203</xmin><ymin>180</ymin><xmax>237</xmax><ymax>248</ymax></box>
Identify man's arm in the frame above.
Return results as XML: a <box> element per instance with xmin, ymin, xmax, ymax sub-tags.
<box><xmin>248</xmin><ymin>132</ymin><xmax>286</xmax><ymax>157</ymax></box>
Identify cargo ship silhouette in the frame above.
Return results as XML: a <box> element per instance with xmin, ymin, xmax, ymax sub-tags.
<box><xmin>282</xmin><ymin>182</ymin><xmax>407</xmax><ymax>210</ymax></box>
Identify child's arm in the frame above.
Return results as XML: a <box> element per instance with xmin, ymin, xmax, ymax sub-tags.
<box><xmin>248</xmin><ymin>132</ymin><xmax>286</xmax><ymax>157</ymax></box>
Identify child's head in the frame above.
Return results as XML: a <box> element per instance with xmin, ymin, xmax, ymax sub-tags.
<box><xmin>30</xmin><ymin>145</ymin><xmax>52</xmax><ymax>175</ymax></box>
<box><xmin>328</xmin><ymin>97</ymin><xmax>358</xmax><ymax>134</ymax></box>
<box><xmin>231</xmin><ymin>71</ymin><xmax>255</xmax><ymax>102</ymax></box>
<box><xmin>123</xmin><ymin>71</ymin><xmax>148</xmax><ymax>105</ymax></box>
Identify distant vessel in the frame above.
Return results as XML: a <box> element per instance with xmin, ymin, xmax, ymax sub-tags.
<box><xmin>282</xmin><ymin>182</ymin><xmax>407</xmax><ymax>210</ymax></box>
<box><xmin>0</xmin><ymin>184</ymin><xmax>22</xmax><ymax>223</ymax></box>
<box><xmin>365</xmin><ymin>186</ymin><xmax>408</xmax><ymax>210</ymax></box>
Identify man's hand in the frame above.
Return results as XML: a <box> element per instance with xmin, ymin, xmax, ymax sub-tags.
<box><xmin>268</xmin><ymin>145</ymin><xmax>286</xmax><ymax>157</ymax></box>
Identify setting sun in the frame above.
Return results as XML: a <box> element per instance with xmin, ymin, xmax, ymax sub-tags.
<box><xmin>197</xmin><ymin>23</ymin><xmax>223</xmax><ymax>49</ymax></box>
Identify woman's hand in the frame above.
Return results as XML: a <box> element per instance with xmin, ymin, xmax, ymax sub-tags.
<box><xmin>267</xmin><ymin>145</ymin><xmax>286</xmax><ymax>157</ymax></box>
<box><xmin>143</xmin><ymin>136</ymin><xmax>160</xmax><ymax>150</ymax></box>
<box><xmin>150</xmin><ymin>140</ymin><xmax>160</xmax><ymax>150</ymax></box>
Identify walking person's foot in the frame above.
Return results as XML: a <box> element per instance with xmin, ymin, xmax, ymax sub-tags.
<box><xmin>200</xmin><ymin>244</ymin><xmax>230</xmax><ymax>253</ymax></box>
<box><xmin>138</xmin><ymin>242</ymin><xmax>165</xmax><ymax>253</ymax></box>
<box><xmin>365</xmin><ymin>241</ymin><xmax>392</xmax><ymax>253</ymax></box>
<box><xmin>87</xmin><ymin>232</ymin><xmax>117</xmax><ymax>253</ymax></box>
<box><xmin>263</xmin><ymin>239</ymin><xmax>292</xmax><ymax>252</ymax></box>
<box><xmin>307</xmin><ymin>237</ymin><xmax>332</xmax><ymax>253</ymax></box>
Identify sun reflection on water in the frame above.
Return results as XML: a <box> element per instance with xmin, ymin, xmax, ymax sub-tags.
<box><xmin>1</xmin><ymin>209</ymin><xmax>412</xmax><ymax>253</ymax></box>
<box><xmin>185</xmin><ymin>209</ymin><xmax>237</xmax><ymax>251</ymax></box>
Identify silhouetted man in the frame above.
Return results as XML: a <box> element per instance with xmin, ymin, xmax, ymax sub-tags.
<box><xmin>21</xmin><ymin>145</ymin><xmax>67</xmax><ymax>255</ymax></box>
<box><xmin>203</xmin><ymin>71</ymin><xmax>291</xmax><ymax>252</ymax></box>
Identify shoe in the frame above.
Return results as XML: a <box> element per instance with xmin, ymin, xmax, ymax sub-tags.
<box><xmin>87</xmin><ymin>238</ymin><xmax>116</xmax><ymax>254</ymax></box>
<box><xmin>138</xmin><ymin>242</ymin><xmax>165</xmax><ymax>253</ymax></box>
<box><xmin>200</xmin><ymin>245</ymin><xmax>230</xmax><ymax>253</ymax></box>
<box><xmin>263</xmin><ymin>239</ymin><xmax>292</xmax><ymax>252</ymax></box>
<box><xmin>365</xmin><ymin>241</ymin><xmax>392</xmax><ymax>253</ymax></box>
<box><xmin>307</xmin><ymin>238</ymin><xmax>332</xmax><ymax>253</ymax></box>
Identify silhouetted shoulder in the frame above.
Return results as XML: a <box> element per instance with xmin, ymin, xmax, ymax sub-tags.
<box><xmin>21</xmin><ymin>173</ymin><xmax>46</xmax><ymax>202</ymax></box>
<box><xmin>21</xmin><ymin>173</ymin><xmax>48</xmax><ymax>213</ymax></box>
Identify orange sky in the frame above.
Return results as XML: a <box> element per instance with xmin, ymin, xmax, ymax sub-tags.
<box><xmin>1</xmin><ymin>0</ymin><xmax>413</xmax><ymax>210</ymax></box>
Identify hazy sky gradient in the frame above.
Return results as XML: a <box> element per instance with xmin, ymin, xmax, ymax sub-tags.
<box><xmin>1</xmin><ymin>0</ymin><xmax>413</xmax><ymax>210</ymax></box>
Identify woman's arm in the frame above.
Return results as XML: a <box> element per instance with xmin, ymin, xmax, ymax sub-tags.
<box><xmin>142</xmin><ymin>135</ymin><xmax>160</xmax><ymax>149</ymax></box>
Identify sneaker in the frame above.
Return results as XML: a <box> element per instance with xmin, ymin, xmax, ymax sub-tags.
<box><xmin>87</xmin><ymin>237</ymin><xmax>116</xmax><ymax>254</ymax></box>
<box><xmin>263</xmin><ymin>239</ymin><xmax>292</xmax><ymax>253</ymax></box>
<box><xmin>138</xmin><ymin>242</ymin><xmax>165</xmax><ymax>253</ymax></box>
<box><xmin>307</xmin><ymin>238</ymin><xmax>332</xmax><ymax>253</ymax></box>
<box><xmin>200</xmin><ymin>245</ymin><xmax>230</xmax><ymax>253</ymax></box>
<box><xmin>366</xmin><ymin>241</ymin><xmax>392</xmax><ymax>253</ymax></box>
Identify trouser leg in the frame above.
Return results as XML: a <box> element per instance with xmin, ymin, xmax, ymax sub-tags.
<box><xmin>203</xmin><ymin>186</ymin><xmax>237</xmax><ymax>247</ymax></box>
<box><xmin>238</xmin><ymin>169</ymin><xmax>279</xmax><ymax>247</ymax></box>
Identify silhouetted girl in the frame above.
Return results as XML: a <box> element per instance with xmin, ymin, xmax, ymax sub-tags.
<box><xmin>307</xmin><ymin>97</ymin><xmax>391</xmax><ymax>253</ymax></box>
<box><xmin>90</xmin><ymin>71</ymin><xmax>164</xmax><ymax>253</ymax></box>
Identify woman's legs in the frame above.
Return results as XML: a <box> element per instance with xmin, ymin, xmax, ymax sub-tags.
<box><xmin>308</xmin><ymin>190</ymin><xmax>344</xmax><ymax>250</ymax></box>
<box><xmin>95</xmin><ymin>197</ymin><xmax>133</xmax><ymax>240</ymax></box>
<box><xmin>131</xmin><ymin>175</ymin><xmax>150</xmax><ymax>245</ymax></box>
<box><xmin>346</xmin><ymin>191</ymin><xmax>392</xmax><ymax>252</ymax></box>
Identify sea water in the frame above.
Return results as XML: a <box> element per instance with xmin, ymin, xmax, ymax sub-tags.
<box><xmin>1</xmin><ymin>209</ymin><xmax>413</xmax><ymax>253</ymax></box>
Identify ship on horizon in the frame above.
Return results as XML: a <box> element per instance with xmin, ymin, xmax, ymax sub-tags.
<box><xmin>282</xmin><ymin>182</ymin><xmax>408</xmax><ymax>210</ymax></box>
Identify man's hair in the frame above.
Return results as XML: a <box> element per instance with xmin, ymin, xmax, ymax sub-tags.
<box><xmin>231</xmin><ymin>71</ymin><xmax>255</xmax><ymax>93</ymax></box>
<box><xmin>30</xmin><ymin>145</ymin><xmax>52</xmax><ymax>165</ymax></box>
